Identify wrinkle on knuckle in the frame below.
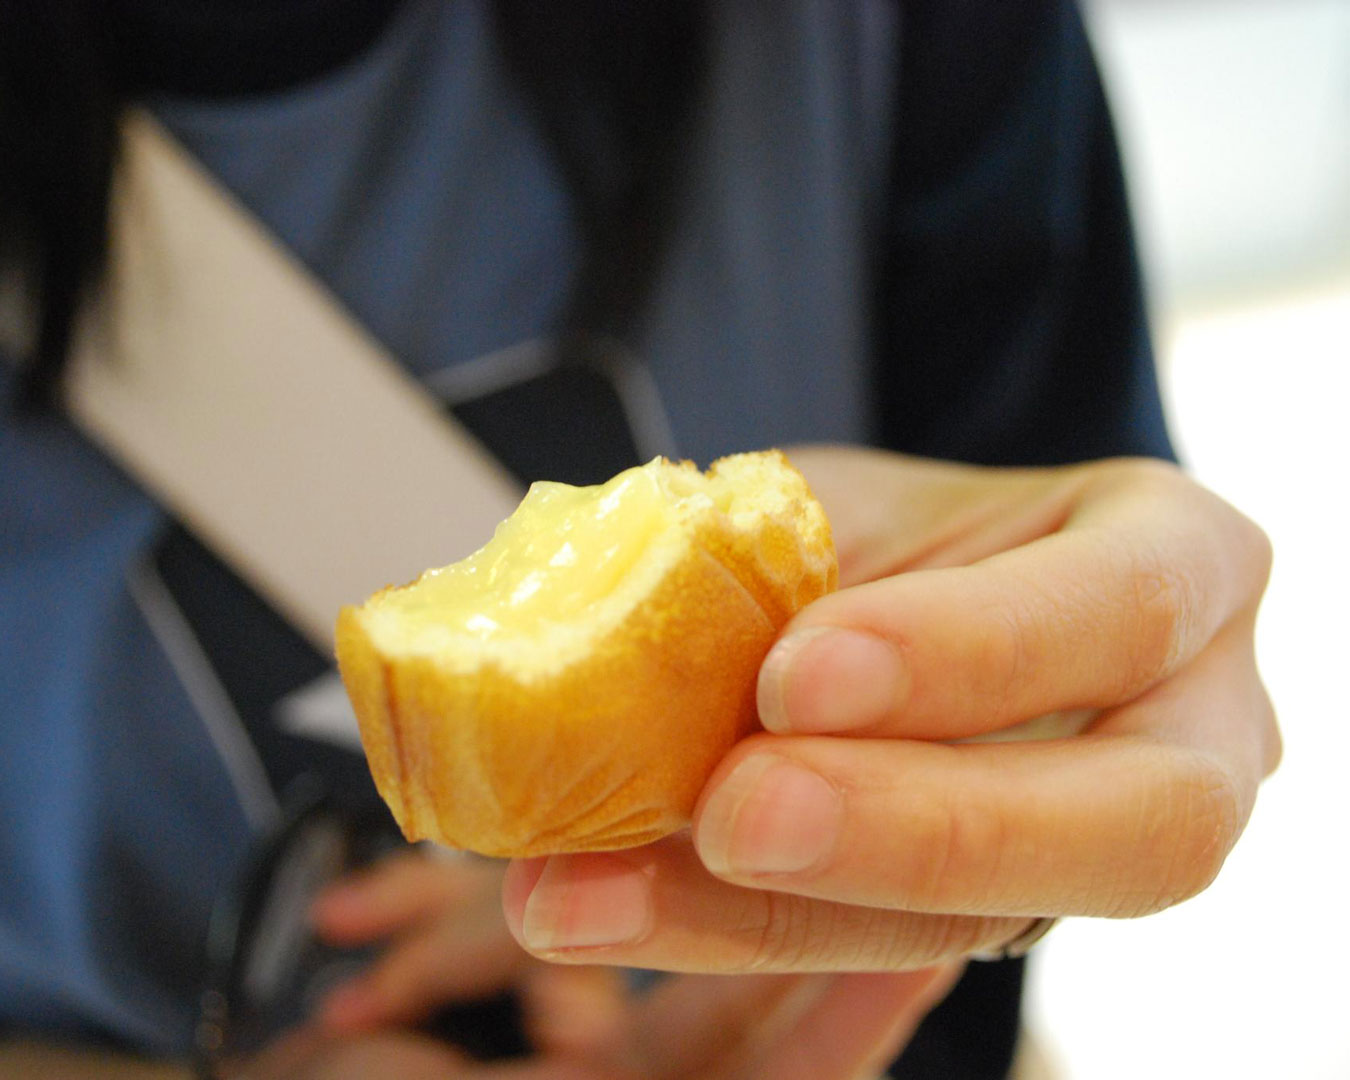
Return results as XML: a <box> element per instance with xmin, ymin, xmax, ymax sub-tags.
<box><xmin>834</xmin><ymin>907</ymin><xmax>975</xmax><ymax>971</ymax></box>
<box><xmin>1134</xmin><ymin>753</ymin><xmax>1244</xmax><ymax>916</ymax></box>
<box><xmin>969</xmin><ymin>597</ymin><xmax>1032</xmax><ymax>722</ymax></box>
<box><xmin>901</xmin><ymin>786</ymin><xmax>1006</xmax><ymax>914</ymax></box>
<box><xmin>823</xmin><ymin>904</ymin><xmax>923</xmax><ymax>971</ymax></box>
<box><xmin>901</xmin><ymin>910</ymin><xmax>1022</xmax><ymax>967</ymax></box>
<box><xmin>1121</xmin><ymin>555</ymin><xmax>1197</xmax><ymax>695</ymax></box>
<box><xmin>898</xmin><ymin>794</ymin><xmax>960</xmax><ymax>912</ymax></box>
<box><xmin>744</xmin><ymin>890</ymin><xmax>821</xmax><ymax>973</ymax></box>
<box><xmin>1180</xmin><ymin>759</ymin><xmax>1245</xmax><ymax>897</ymax></box>
<box><xmin>851</xmin><ymin>906</ymin><xmax>914</xmax><ymax>969</ymax></box>
<box><xmin>912</xmin><ymin>912</ymin><xmax>987</xmax><ymax>965</ymax></box>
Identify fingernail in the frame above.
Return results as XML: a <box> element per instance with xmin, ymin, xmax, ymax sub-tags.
<box><xmin>697</xmin><ymin>754</ymin><xmax>842</xmax><ymax>877</ymax></box>
<box><xmin>759</xmin><ymin>627</ymin><xmax>907</xmax><ymax>733</ymax></box>
<box><xmin>521</xmin><ymin>854</ymin><xmax>652</xmax><ymax>952</ymax></box>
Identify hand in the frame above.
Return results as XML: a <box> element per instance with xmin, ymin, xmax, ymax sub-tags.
<box><xmin>227</xmin><ymin>1027</ymin><xmax>479</xmax><ymax>1080</ymax></box>
<box><xmin>236</xmin><ymin>847</ymin><xmax>959</xmax><ymax>1079</ymax></box>
<box><xmin>499</xmin><ymin>446</ymin><xmax>1280</xmax><ymax>971</ymax></box>
<box><xmin>309</xmin><ymin>848</ymin><xmax>535</xmax><ymax>1031</ymax></box>
<box><xmin>234</xmin><ymin>969</ymin><xmax>960</xmax><ymax>1080</ymax></box>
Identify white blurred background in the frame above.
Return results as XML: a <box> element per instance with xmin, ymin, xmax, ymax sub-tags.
<box><xmin>1025</xmin><ymin>1</ymin><xmax>1350</xmax><ymax>1077</ymax></box>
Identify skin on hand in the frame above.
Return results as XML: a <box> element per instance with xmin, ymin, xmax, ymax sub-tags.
<box><xmin>500</xmin><ymin>446</ymin><xmax>1280</xmax><ymax>972</ymax></box>
<box><xmin>234</xmin><ymin>967</ymin><xmax>961</xmax><ymax>1080</ymax></box>
<box><xmin>229</xmin><ymin>847</ymin><xmax>957</xmax><ymax>1079</ymax></box>
<box><xmin>308</xmin><ymin>850</ymin><xmax>530</xmax><ymax>1030</ymax></box>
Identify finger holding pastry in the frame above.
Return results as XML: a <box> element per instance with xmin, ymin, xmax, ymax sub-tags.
<box><xmin>336</xmin><ymin>445</ymin><xmax>1279</xmax><ymax>977</ymax></box>
<box><xmin>720</xmin><ymin>447</ymin><xmax>1279</xmax><ymax>914</ymax></box>
<box><xmin>282</xmin><ymin>835</ymin><xmax>958</xmax><ymax>1079</ymax></box>
<box><xmin>502</xmin><ymin>448</ymin><xmax>1276</xmax><ymax>972</ymax></box>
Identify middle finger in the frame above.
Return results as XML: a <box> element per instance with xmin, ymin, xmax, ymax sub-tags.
<box><xmin>502</xmin><ymin>836</ymin><xmax>1024</xmax><ymax>973</ymax></box>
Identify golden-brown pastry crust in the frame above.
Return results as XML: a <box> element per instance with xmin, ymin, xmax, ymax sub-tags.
<box><xmin>335</xmin><ymin>451</ymin><xmax>836</xmax><ymax>857</ymax></box>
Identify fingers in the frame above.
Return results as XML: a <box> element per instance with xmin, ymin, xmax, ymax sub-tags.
<box><xmin>627</xmin><ymin>966</ymin><xmax>963</xmax><ymax>1080</ymax></box>
<box><xmin>698</xmin><ymin>612</ymin><xmax>1274</xmax><ymax>922</ymax></box>
<box><xmin>753</xmin><ymin>966</ymin><xmax>964</xmax><ymax>1080</ymax></box>
<box><xmin>316</xmin><ymin>915</ymin><xmax>526</xmax><ymax>1030</ymax></box>
<box><xmin>761</xmin><ymin>459</ymin><xmax>1272</xmax><ymax>741</ymax></box>
<box><xmin>1093</xmin><ymin>613</ymin><xmax>1281</xmax><ymax>780</ymax></box>
<box><xmin>495</xmin><ymin>456</ymin><xmax>1276</xmax><ymax>977</ymax></box>
<box><xmin>502</xmin><ymin>837</ymin><xmax>1029</xmax><ymax>972</ymax></box>
<box><xmin>630</xmin><ymin>973</ymin><xmax>824</xmax><ymax>1075</ymax></box>
<box><xmin>312</xmin><ymin>849</ymin><xmax>501</xmax><ymax>944</ymax></box>
<box><xmin>312</xmin><ymin>852</ymin><xmax>525</xmax><ymax>1031</ymax></box>
<box><xmin>519</xmin><ymin>965</ymin><xmax>630</xmax><ymax>1059</ymax></box>
<box><xmin>520</xmin><ymin>920</ymin><xmax>958</xmax><ymax>1079</ymax></box>
<box><xmin>500</xmin><ymin>623</ymin><xmax>1274</xmax><ymax>971</ymax></box>
<box><xmin>239</xmin><ymin>1029</ymin><xmax>475</xmax><ymax>1080</ymax></box>
<box><xmin>785</xmin><ymin>446</ymin><xmax>1073</xmax><ymax>586</ymax></box>
<box><xmin>691</xmin><ymin>735</ymin><xmax>1232</xmax><ymax>920</ymax></box>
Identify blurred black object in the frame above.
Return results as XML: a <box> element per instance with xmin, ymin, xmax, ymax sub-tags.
<box><xmin>194</xmin><ymin>782</ymin><xmax>529</xmax><ymax>1077</ymax></box>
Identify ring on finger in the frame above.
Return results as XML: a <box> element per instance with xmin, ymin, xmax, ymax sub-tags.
<box><xmin>972</xmin><ymin>917</ymin><xmax>1059</xmax><ymax>962</ymax></box>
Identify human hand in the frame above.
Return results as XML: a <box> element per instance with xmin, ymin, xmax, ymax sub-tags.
<box><xmin>308</xmin><ymin>848</ymin><xmax>535</xmax><ymax>1031</ymax></box>
<box><xmin>225</xmin><ymin>1027</ymin><xmax>481</xmax><ymax>1080</ymax></box>
<box><xmin>233</xmin><ymin>847</ymin><xmax>959</xmax><ymax>1078</ymax></box>
<box><xmin>498</xmin><ymin>446</ymin><xmax>1280</xmax><ymax>971</ymax></box>
<box><xmin>233</xmin><ymin>967</ymin><xmax>959</xmax><ymax>1080</ymax></box>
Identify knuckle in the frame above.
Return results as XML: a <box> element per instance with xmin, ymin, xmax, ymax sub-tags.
<box><xmin>968</xmin><ymin>598</ymin><xmax>1033</xmax><ymax>721</ymax></box>
<box><xmin>1175</xmin><ymin>762</ymin><xmax>1244</xmax><ymax>900</ymax></box>
<box><xmin>1258</xmin><ymin>694</ymin><xmax>1283</xmax><ymax>777</ymax></box>
<box><xmin>1139</xmin><ymin>754</ymin><xmax>1245</xmax><ymax>915</ymax></box>
<box><xmin>899</xmin><ymin>787</ymin><xmax>1005</xmax><ymax>913</ymax></box>
<box><xmin>1199</xmin><ymin>487</ymin><xmax>1273</xmax><ymax>605</ymax></box>
<box><xmin>851</xmin><ymin>906</ymin><xmax>917</xmax><ymax>968</ymax></box>
<box><xmin>1123</xmin><ymin>558</ymin><xmax>1196</xmax><ymax>691</ymax></box>
<box><xmin>862</xmin><ymin>910</ymin><xmax>984</xmax><ymax>969</ymax></box>
<box><xmin>897</xmin><ymin>814</ymin><xmax>956</xmax><ymax>913</ymax></box>
<box><xmin>745</xmin><ymin>890</ymin><xmax>823</xmax><ymax>972</ymax></box>
<box><xmin>1235</xmin><ymin>510</ymin><xmax>1275</xmax><ymax>595</ymax></box>
<box><xmin>1113</xmin><ymin>455</ymin><xmax>1273</xmax><ymax>614</ymax></box>
<box><xmin>744</xmin><ymin>897</ymin><xmax>979</xmax><ymax>972</ymax></box>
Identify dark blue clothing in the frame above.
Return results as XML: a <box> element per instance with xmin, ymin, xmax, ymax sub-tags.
<box><xmin>0</xmin><ymin>2</ymin><xmax>1171</xmax><ymax>1076</ymax></box>
<box><xmin>876</xmin><ymin>1</ymin><xmax>1171</xmax><ymax>469</ymax></box>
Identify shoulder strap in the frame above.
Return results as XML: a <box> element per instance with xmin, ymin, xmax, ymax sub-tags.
<box><xmin>65</xmin><ymin>110</ymin><xmax>522</xmax><ymax>651</ymax></box>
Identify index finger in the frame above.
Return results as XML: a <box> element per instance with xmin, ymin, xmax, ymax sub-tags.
<box><xmin>690</xmin><ymin>617</ymin><xmax>1277</xmax><ymax>920</ymax></box>
<box><xmin>761</xmin><ymin>460</ymin><xmax>1272</xmax><ymax>740</ymax></box>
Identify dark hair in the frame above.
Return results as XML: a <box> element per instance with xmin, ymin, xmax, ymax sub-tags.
<box><xmin>0</xmin><ymin>0</ymin><xmax>708</xmax><ymax>408</ymax></box>
<box><xmin>0</xmin><ymin>3</ymin><xmax>119</xmax><ymax>408</ymax></box>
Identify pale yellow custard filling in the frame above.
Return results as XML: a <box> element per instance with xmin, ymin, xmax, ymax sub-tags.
<box><xmin>374</xmin><ymin>463</ymin><xmax>683</xmax><ymax>645</ymax></box>
<box><xmin>357</xmin><ymin>454</ymin><xmax>815</xmax><ymax>676</ymax></box>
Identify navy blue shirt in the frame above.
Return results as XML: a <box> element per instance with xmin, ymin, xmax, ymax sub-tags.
<box><xmin>0</xmin><ymin>2</ymin><xmax>1171</xmax><ymax>1074</ymax></box>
